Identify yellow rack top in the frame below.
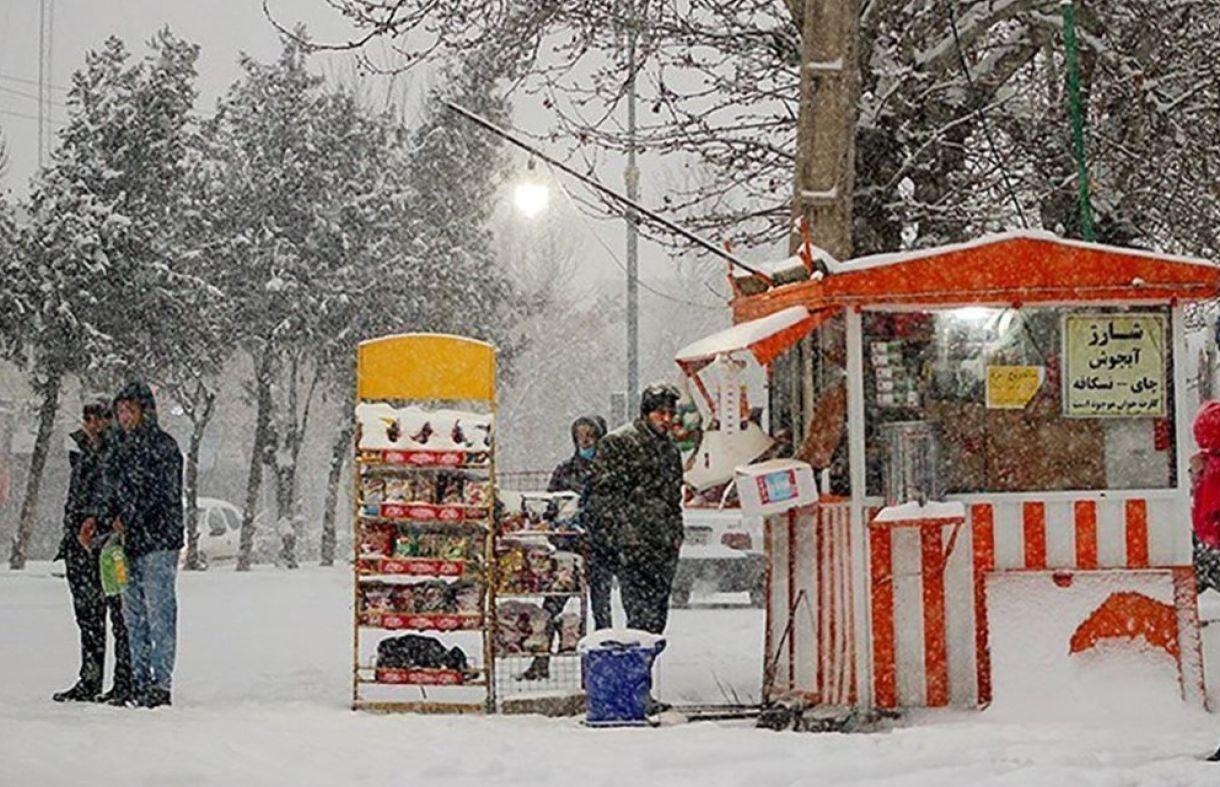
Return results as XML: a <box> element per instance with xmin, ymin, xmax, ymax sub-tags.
<box><xmin>356</xmin><ymin>333</ymin><xmax>496</xmax><ymax>403</ymax></box>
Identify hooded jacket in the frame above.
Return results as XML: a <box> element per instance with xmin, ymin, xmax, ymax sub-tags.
<box><xmin>547</xmin><ymin>415</ymin><xmax>608</xmax><ymax>495</ymax></box>
<box><xmin>103</xmin><ymin>381</ymin><xmax>184</xmax><ymax>558</ymax></box>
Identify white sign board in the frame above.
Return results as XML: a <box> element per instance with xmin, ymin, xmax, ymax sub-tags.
<box><xmin>734</xmin><ymin>459</ymin><xmax>818</xmax><ymax>517</ymax></box>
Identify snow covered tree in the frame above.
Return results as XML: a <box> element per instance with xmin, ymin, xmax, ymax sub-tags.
<box><xmin>6</xmin><ymin>32</ymin><xmax>205</xmax><ymax>569</ymax></box>
<box><xmin>294</xmin><ymin>1</ymin><xmax>1220</xmax><ymax>261</ymax></box>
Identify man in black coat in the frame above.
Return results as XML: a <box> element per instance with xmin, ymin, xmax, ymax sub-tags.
<box><xmin>585</xmin><ymin>384</ymin><xmax>685</xmax><ymax>634</ymax></box>
<box><xmin>101</xmin><ymin>381</ymin><xmax>184</xmax><ymax>709</ymax></box>
<box><xmin>52</xmin><ymin>401</ymin><xmax>133</xmax><ymax>704</ymax></box>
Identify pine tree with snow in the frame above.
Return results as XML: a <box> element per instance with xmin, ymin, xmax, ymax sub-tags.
<box><xmin>6</xmin><ymin>31</ymin><xmax>205</xmax><ymax>568</ymax></box>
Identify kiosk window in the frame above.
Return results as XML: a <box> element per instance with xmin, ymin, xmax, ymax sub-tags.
<box><xmin>862</xmin><ymin>306</ymin><xmax>1175</xmax><ymax>495</ymax></box>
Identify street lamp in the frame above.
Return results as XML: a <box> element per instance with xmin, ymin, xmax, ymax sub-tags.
<box><xmin>513</xmin><ymin>159</ymin><xmax>550</xmax><ymax>219</ymax></box>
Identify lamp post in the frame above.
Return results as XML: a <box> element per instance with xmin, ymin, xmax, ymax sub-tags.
<box><xmin>625</xmin><ymin>6</ymin><xmax>641</xmax><ymax>419</ymax></box>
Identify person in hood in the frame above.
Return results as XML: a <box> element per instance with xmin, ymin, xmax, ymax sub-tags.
<box><xmin>585</xmin><ymin>384</ymin><xmax>684</xmax><ymax>635</ymax></box>
<box><xmin>102</xmin><ymin>381</ymin><xmax>184</xmax><ymax>709</ymax></box>
<box><xmin>52</xmin><ymin>401</ymin><xmax>133</xmax><ymax>704</ymax></box>
<box><xmin>520</xmin><ymin>415</ymin><xmax>607</xmax><ymax>681</ymax></box>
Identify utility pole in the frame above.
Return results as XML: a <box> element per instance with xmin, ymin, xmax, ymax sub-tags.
<box><xmin>791</xmin><ymin>0</ymin><xmax>859</xmax><ymax>261</ymax></box>
<box><xmin>37</xmin><ymin>0</ymin><xmax>54</xmax><ymax>167</ymax></box>
<box><xmin>625</xmin><ymin>5</ymin><xmax>641</xmax><ymax>417</ymax></box>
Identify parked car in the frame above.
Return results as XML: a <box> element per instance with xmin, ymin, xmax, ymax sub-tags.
<box><xmin>673</xmin><ymin>507</ymin><xmax>766</xmax><ymax>607</ymax></box>
<box><xmin>183</xmin><ymin>497</ymin><xmax>245</xmax><ymax>566</ymax></box>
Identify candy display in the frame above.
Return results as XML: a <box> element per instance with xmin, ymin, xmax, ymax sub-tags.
<box><xmin>438</xmin><ymin>472</ymin><xmax>464</xmax><ymax>505</ymax></box>
<box><xmin>463</xmin><ymin>478</ymin><xmax>491</xmax><ymax>507</ymax></box>
<box><xmin>496</xmin><ymin>601</ymin><xmax>551</xmax><ymax>654</ymax></box>
<box><xmin>498</xmin><ymin>491</ymin><xmax>582</xmax><ymax>534</ymax></box>
<box><xmin>414</xmin><ymin>580</ymin><xmax>453</xmax><ymax>613</ymax></box>
<box><xmin>555</xmin><ymin>612</ymin><xmax>582</xmax><ymax>653</ymax></box>
<box><xmin>359</xmin><ymin>524</ymin><xmax>395</xmax><ymax>556</ymax></box>
<box><xmin>384</xmin><ymin>477</ymin><xmax>413</xmax><ymax>503</ymax></box>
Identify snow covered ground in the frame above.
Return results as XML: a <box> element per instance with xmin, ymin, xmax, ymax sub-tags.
<box><xmin>3</xmin><ymin>563</ymin><xmax>1220</xmax><ymax>786</ymax></box>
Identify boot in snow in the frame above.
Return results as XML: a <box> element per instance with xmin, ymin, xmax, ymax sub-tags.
<box><xmin>52</xmin><ymin>682</ymin><xmax>100</xmax><ymax>703</ymax></box>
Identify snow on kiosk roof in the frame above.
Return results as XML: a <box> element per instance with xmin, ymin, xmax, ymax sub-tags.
<box><xmin>733</xmin><ymin>231</ymin><xmax>1220</xmax><ymax>322</ymax></box>
<box><xmin>674</xmin><ymin>305</ymin><xmax>838</xmax><ymax>373</ymax></box>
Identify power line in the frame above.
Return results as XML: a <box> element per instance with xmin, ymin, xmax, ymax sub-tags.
<box><xmin>0</xmin><ymin>106</ymin><xmax>67</xmax><ymax>127</ymax></box>
<box><xmin>0</xmin><ymin>70</ymin><xmax>69</xmax><ymax>93</ymax></box>
<box><xmin>552</xmin><ymin>171</ymin><xmax>723</xmax><ymax>311</ymax></box>
<box><xmin>0</xmin><ymin>83</ymin><xmax>69</xmax><ymax>109</ymax></box>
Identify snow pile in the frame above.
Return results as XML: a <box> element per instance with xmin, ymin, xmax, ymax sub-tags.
<box><xmin>355</xmin><ymin>402</ymin><xmax>493</xmax><ymax>452</ymax></box>
<box><xmin>579</xmin><ymin>628</ymin><xmax>667</xmax><ymax>653</ymax></box>
<box><xmin>985</xmin><ymin>570</ymin><xmax>1195</xmax><ymax>724</ymax></box>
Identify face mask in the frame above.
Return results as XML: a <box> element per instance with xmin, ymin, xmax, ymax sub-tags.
<box><xmin>578</xmin><ymin>446</ymin><xmax>596</xmax><ymax>460</ymax></box>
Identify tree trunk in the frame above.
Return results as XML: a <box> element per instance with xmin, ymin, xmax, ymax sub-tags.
<box><xmin>182</xmin><ymin>390</ymin><xmax>216</xmax><ymax>571</ymax></box>
<box><xmin>8</xmin><ymin>372</ymin><xmax>62</xmax><ymax>570</ymax></box>
<box><xmin>320</xmin><ymin>422</ymin><xmax>354</xmax><ymax>567</ymax></box>
<box><xmin>274</xmin><ymin>461</ymin><xmax>297</xmax><ymax>569</ymax></box>
<box><xmin>791</xmin><ymin>0</ymin><xmax>859</xmax><ymax>260</ymax></box>
<box><xmin>237</xmin><ymin>356</ymin><xmax>273</xmax><ymax>571</ymax></box>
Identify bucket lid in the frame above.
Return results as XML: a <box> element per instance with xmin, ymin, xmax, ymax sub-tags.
<box><xmin>578</xmin><ymin>628</ymin><xmax>666</xmax><ymax>653</ymax></box>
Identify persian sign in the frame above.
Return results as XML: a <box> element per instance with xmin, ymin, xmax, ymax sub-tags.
<box><xmin>1063</xmin><ymin>314</ymin><xmax>1166</xmax><ymax>417</ymax></box>
<box><xmin>986</xmin><ymin>365</ymin><xmax>1043</xmax><ymax>409</ymax></box>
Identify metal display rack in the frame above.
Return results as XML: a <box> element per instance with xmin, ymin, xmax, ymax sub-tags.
<box><xmin>492</xmin><ymin>491</ymin><xmax>588</xmax><ymax>714</ymax></box>
<box><xmin>351</xmin><ymin>334</ymin><xmax>498</xmax><ymax>714</ymax></box>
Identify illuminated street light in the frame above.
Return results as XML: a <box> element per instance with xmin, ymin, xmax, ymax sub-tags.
<box><xmin>513</xmin><ymin>180</ymin><xmax>549</xmax><ymax>218</ymax></box>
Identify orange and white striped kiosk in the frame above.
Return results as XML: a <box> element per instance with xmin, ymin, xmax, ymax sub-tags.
<box><xmin>719</xmin><ymin>231</ymin><xmax>1219</xmax><ymax>713</ymax></box>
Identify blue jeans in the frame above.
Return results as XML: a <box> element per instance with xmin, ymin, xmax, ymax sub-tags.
<box><xmin>121</xmin><ymin>549</ymin><xmax>179</xmax><ymax>693</ymax></box>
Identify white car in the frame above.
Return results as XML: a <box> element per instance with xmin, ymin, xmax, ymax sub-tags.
<box><xmin>674</xmin><ymin>507</ymin><xmax>766</xmax><ymax>607</ymax></box>
<box><xmin>183</xmin><ymin>497</ymin><xmax>245</xmax><ymax>566</ymax></box>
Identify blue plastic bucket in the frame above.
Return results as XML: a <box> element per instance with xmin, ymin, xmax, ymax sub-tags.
<box><xmin>582</xmin><ymin>635</ymin><xmax>666</xmax><ymax>727</ymax></box>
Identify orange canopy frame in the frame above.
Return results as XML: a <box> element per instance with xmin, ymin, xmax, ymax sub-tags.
<box><xmin>734</xmin><ymin>232</ymin><xmax>1220</xmax><ymax>323</ymax></box>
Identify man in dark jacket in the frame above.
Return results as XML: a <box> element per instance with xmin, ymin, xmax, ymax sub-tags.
<box><xmin>52</xmin><ymin>401</ymin><xmax>133</xmax><ymax>704</ymax></box>
<box><xmin>585</xmin><ymin>384</ymin><xmax>685</xmax><ymax>634</ymax></box>
<box><xmin>103</xmin><ymin>381</ymin><xmax>184</xmax><ymax>708</ymax></box>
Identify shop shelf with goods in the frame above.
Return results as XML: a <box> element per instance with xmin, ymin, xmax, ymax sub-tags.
<box><xmin>351</xmin><ymin>334</ymin><xmax>499</xmax><ymax>714</ymax></box>
<box><xmin>491</xmin><ymin>490</ymin><xmax>589</xmax><ymax>715</ymax></box>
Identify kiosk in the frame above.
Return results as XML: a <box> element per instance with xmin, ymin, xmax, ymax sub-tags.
<box><xmin>703</xmin><ymin>231</ymin><xmax>1219</xmax><ymax>712</ymax></box>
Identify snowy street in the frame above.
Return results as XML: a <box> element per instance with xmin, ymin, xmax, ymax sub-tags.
<box><xmin>3</xmin><ymin>564</ymin><xmax>1220</xmax><ymax>786</ymax></box>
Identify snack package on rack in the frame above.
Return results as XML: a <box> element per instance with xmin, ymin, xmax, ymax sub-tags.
<box><xmin>437</xmin><ymin>536</ymin><xmax>470</xmax><ymax>561</ymax></box>
<box><xmin>359</xmin><ymin>524</ymin><xmax>394</xmax><ymax>556</ymax></box>
<box><xmin>384</xmin><ymin>477</ymin><xmax>413</xmax><ymax>503</ymax></box>
<box><xmin>389</xmin><ymin>584</ymin><xmax>416</xmax><ymax>613</ymax></box>
<box><xmin>496</xmin><ymin>544</ymin><xmax>528</xmax><ymax>593</ymax></box>
<box><xmin>360</xmin><ymin>477</ymin><xmax>384</xmax><ymax>515</ymax></box>
<box><xmin>394</xmin><ymin>533</ymin><xmax>422</xmax><ymax>558</ymax></box>
<box><xmin>451</xmin><ymin>581</ymin><xmax>483</xmax><ymax>614</ymax></box>
<box><xmin>525</xmin><ymin>545</ymin><xmax>557</xmax><ymax>593</ymax></box>
<box><xmin>361</xmin><ymin>584</ymin><xmax>393</xmax><ymax>612</ymax></box>
<box><xmin>415</xmin><ymin>580</ymin><xmax>455</xmax><ymax>613</ymax></box>
<box><xmin>555</xmin><ymin>612</ymin><xmax>582</xmax><ymax>653</ymax></box>
<box><xmin>551</xmin><ymin>551</ymin><xmax>584</xmax><ymax>592</ymax></box>
<box><xmin>551</xmin><ymin>493</ymin><xmax>581</xmax><ymax>530</ymax></box>
<box><xmin>496</xmin><ymin>601</ymin><xmax>550</xmax><ymax>654</ymax></box>
<box><xmin>438</xmin><ymin>472</ymin><xmax>464</xmax><ymax>505</ymax></box>
<box><xmin>413</xmin><ymin>475</ymin><xmax>438</xmax><ymax>505</ymax></box>
<box><xmin>463</xmin><ymin>478</ymin><xmax>490</xmax><ymax>507</ymax></box>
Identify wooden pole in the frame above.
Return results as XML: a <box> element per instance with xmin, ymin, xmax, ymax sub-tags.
<box><xmin>792</xmin><ymin>0</ymin><xmax>860</xmax><ymax>261</ymax></box>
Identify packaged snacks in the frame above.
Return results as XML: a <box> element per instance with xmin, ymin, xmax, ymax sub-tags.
<box><xmin>384</xmin><ymin>477</ymin><xmax>413</xmax><ymax>503</ymax></box>
<box><xmin>552</xmin><ymin>552</ymin><xmax>583</xmax><ymax>593</ymax></box>
<box><xmin>437</xmin><ymin>536</ymin><xmax>470</xmax><ymax>561</ymax></box>
<box><xmin>438</xmin><ymin>472</ymin><xmax>464</xmax><ymax>505</ymax></box>
<box><xmin>496</xmin><ymin>545</ymin><xmax>528</xmax><ymax>593</ymax></box>
<box><xmin>361</xmin><ymin>584</ymin><xmax>393</xmax><ymax>612</ymax></box>
<box><xmin>525</xmin><ymin>546</ymin><xmax>556</xmax><ymax>593</ymax></box>
<box><xmin>415</xmin><ymin>580</ymin><xmax>454</xmax><ymax>613</ymax></box>
<box><xmin>360</xmin><ymin>476</ymin><xmax>384</xmax><ymax>505</ymax></box>
<box><xmin>359</xmin><ymin>524</ymin><xmax>394</xmax><ymax>556</ymax></box>
<box><xmin>462</xmin><ymin>478</ymin><xmax>490</xmax><ymax>507</ymax></box>
<box><xmin>394</xmin><ymin>534</ymin><xmax>422</xmax><ymax>558</ymax></box>
<box><xmin>555</xmin><ymin>612</ymin><xmax>582</xmax><ymax>653</ymax></box>
<box><xmin>451</xmin><ymin>581</ymin><xmax>483</xmax><ymax>614</ymax></box>
<box><xmin>389</xmin><ymin>585</ymin><xmax>416</xmax><ymax>612</ymax></box>
<box><xmin>523</xmin><ymin>496</ymin><xmax>550</xmax><ymax>529</ymax></box>
<box><xmin>496</xmin><ymin>601</ymin><xmax>550</xmax><ymax>654</ymax></box>
<box><xmin>413</xmin><ymin>475</ymin><xmax>438</xmax><ymax>505</ymax></box>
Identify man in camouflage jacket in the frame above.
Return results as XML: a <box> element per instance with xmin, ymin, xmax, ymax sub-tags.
<box><xmin>585</xmin><ymin>384</ymin><xmax>684</xmax><ymax>634</ymax></box>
